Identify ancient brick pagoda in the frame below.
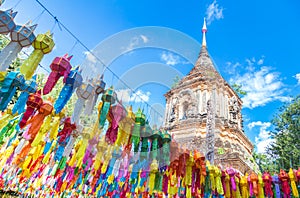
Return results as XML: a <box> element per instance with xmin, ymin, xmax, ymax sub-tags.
<box><xmin>163</xmin><ymin>19</ymin><xmax>254</xmax><ymax>173</ymax></box>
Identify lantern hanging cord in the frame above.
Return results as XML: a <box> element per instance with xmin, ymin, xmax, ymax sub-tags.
<box><xmin>12</xmin><ymin>0</ymin><xmax>23</xmax><ymax>9</ymax></box>
<box><xmin>32</xmin><ymin>9</ymin><xmax>45</xmax><ymax>24</ymax></box>
<box><xmin>68</xmin><ymin>40</ymin><xmax>78</xmax><ymax>55</ymax></box>
<box><xmin>35</xmin><ymin>0</ymin><xmax>164</xmax><ymax>120</ymax></box>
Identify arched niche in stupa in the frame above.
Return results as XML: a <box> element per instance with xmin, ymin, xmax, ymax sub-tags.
<box><xmin>178</xmin><ymin>89</ymin><xmax>198</xmax><ymax>120</ymax></box>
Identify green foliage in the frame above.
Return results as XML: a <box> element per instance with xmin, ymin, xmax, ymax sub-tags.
<box><xmin>231</xmin><ymin>83</ymin><xmax>247</xmax><ymax>96</ymax></box>
<box><xmin>171</xmin><ymin>75</ymin><xmax>181</xmax><ymax>88</ymax></box>
<box><xmin>267</xmin><ymin>95</ymin><xmax>300</xmax><ymax>170</ymax></box>
<box><xmin>252</xmin><ymin>150</ymin><xmax>279</xmax><ymax>173</ymax></box>
<box><xmin>0</xmin><ymin>34</ymin><xmax>9</xmax><ymax>49</ymax></box>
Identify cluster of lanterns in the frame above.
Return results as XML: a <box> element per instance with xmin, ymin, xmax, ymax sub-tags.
<box><xmin>0</xmin><ymin>6</ymin><xmax>300</xmax><ymax>198</ymax></box>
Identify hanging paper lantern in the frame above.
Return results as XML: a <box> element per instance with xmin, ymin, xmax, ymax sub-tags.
<box><xmin>193</xmin><ymin>150</ymin><xmax>206</xmax><ymax>195</ymax></box>
<box><xmin>19</xmin><ymin>90</ymin><xmax>43</xmax><ymax>128</ymax></box>
<box><xmin>226</xmin><ymin>167</ymin><xmax>236</xmax><ymax>192</ymax></box>
<box><xmin>131</xmin><ymin>108</ymin><xmax>145</xmax><ymax>152</ymax></box>
<box><xmin>160</xmin><ymin>131</ymin><xmax>171</xmax><ymax>171</ymax></box>
<box><xmin>12</xmin><ymin>75</ymin><xmax>37</xmax><ymax>115</ymax></box>
<box><xmin>43</xmin><ymin>54</ymin><xmax>73</xmax><ymax>95</ymax></box>
<box><xmin>150</xmin><ymin>127</ymin><xmax>162</xmax><ymax>161</ymax></box>
<box><xmin>57</xmin><ymin>117</ymin><xmax>76</xmax><ymax>145</ymax></box>
<box><xmin>74</xmin><ymin>130</ymin><xmax>90</xmax><ymax>168</ymax></box>
<box><xmin>148</xmin><ymin>159</ymin><xmax>158</xmax><ymax>195</ymax></box>
<box><xmin>71</xmin><ymin>82</ymin><xmax>93</xmax><ymax>124</ymax></box>
<box><xmin>214</xmin><ymin>166</ymin><xmax>224</xmax><ymax>196</ymax></box>
<box><xmin>62</xmin><ymin>124</ymin><xmax>82</xmax><ymax>162</ymax></box>
<box><xmin>0</xmin><ymin>9</ymin><xmax>17</xmax><ymax>35</ymax></box>
<box><xmin>0</xmin><ymin>114</ymin><xmax>20</xmax><ymax>145</ymax></box>
<box><xmin>288</xmin><ymin>168</ymin><xmax>299</xmax><ymax>197</ymax></box>
<box><xmin>0</xmin><ymin>22</ymin><xmax>37</xmax><ymax>71</ymax></box>
<box><xmin>257</xmin><ymin>173</ymin><xmax>264</xmax><ymax>198</ymax></box>
<box><xmin>248</xmin><ymin>172</ymin><xmax>258</xmax><ymax>197</ymax></box>
<box><xmin>84</xmin><ymin>75</ymin><xmax>106</xmax><ymax>115</ymax></box>
<box><xmin>98</xmin><ymin>86</ymin><xmax>116</xmax><ymax>129</ymax></box>
<box><xmin>54</xmin><ymin>67</ymin><xmax>83</xmax><ymax>113</ymax></box>
<box><xmin>279</xmin><ymin>169</ymin><xmax>291</xmax><ymax>197</ymax></box>
<box><xmin>139</xmin><ymin>120</ymin><xmax>151</xmax><ymax>159</ymax></box>
<box><xmin>272</xmin><ymin>174</ymin><xmax>281</xmax><ymax>198</ymax></box>
<box><xmin>115</xmin><ymin>105</ymin><xmax>135</xmax><ymax>147</ymax></box>
<box><xmin>105</xmin><ymin>101</ymin><xmax>126</xmax><ymax>144</ymax></box>
<box><xmin>82</xmin><ymin>136</ymin><xmax>99</xmax><ymax>171</ymax></box>
<box><xmin>0</xmin><ymin>71</ymin><xmax>25</xmax><ymax>111</ymax></box>
<box><xmin>52</xmin><ymin>117</ymin><xmax>76</xmax><ymax>175</ymax></box>
<box><xmin>262</xmin><ymin>172</ymin><xmax>273</xmax><ymax>197</ymax></box>
<box><xmin>20</xmin><ymin>31</ymin><xmax>55</xmax><ymax>79</ymax></box>
<box><xmin>0</xmin><ymin>9</ymin><xmax>16</xmax><ymax>81</ymax></box>
<box><xmin>23</xmin><ymin>101</ymin><xmax>53</xmax><ymax>141</ymax></box>
<box><xmin>0</xmin><ymin>107</ymin><xmax>16</xmax><ymax>130</ymax></box>
<box><xmin>184</xmin><ymin>152</ymin><xmax>193</xmax><ymax>198</ymax></box>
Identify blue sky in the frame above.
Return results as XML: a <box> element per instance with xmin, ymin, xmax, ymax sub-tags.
<box><xmin>2</xmin><ymin>0</ymin><xmax>300</xmax><ymax>153</ymax></box>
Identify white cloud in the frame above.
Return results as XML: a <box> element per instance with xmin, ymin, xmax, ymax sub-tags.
<box><xmin>160</xmin><ymin>51</ymin><xmax>181</xmax><ymax>66</ymax></box>
<box><xmin>123</xmin><ymin>35</ymin><xmax>149</xmax><ymax>52</ymax></box>
<box><xmin>230</xmin><ymin>60</ymin><xmax>291</xmax><ymax>108</ymax></box>
<box><xmin>116</xmin><ymin>89</ymin><xmax>151</xmax><ymax>103</ymax></box>
<box><xmin>295</xmin><ymin>73</ymin><xmax>300</xmax><ymax>85</ymax></box>
<box><xmin>248</xmin><ymin>121</ymin><xmax>273</xmax><ymax>153</ymax></box>
<box><xmin>205</xmin><ymin>0</ymin><xmax>224</xmax><ymax>25</ymax></box>
<box><xmin>225</xmin><ymin>61</ymin><xmax>241</xmax><ymax>74</ymax></box>
<box><xmin>257</xmin><ymin>58</ymin><xmax>264</xmax><ymax>65</ymax></box>
<box><xmin>140</xmin><ymin>35</ymin><xmax>149</xmax><ymax>43</ymax></box>
<box><xmin>84</xmin><ymin>51</ymin><xmax>97</xmax><ymax>64</ymax></box>
<box><xmin>160</xmin><ymin>51</ymin><xmax>189</xmax><ymax>66</ymax></box>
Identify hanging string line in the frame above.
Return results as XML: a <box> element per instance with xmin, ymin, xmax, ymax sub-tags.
<box><xmin>32</xmin><ymin>9</ymin><xmax>45</xmax><ymax>23</ymax></box>
<box><xmin>68</xmin><ymin>40</ymin><xmax>78</xmax><ymax>55</ymax></box>
<box><xmin>12</xmin><ymin>0</ymin><xmax>23</xmax><ymax>9</ymax></box>
<box><xmin>34</xmin><ymin>0</ymin><xmax>164</xmax><ymax>119</ymax></box>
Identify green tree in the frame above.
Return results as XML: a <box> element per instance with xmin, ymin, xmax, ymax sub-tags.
<box><xmin>267</xmin><ymin>95</ymin><xmax>300</xmax><ymax>170</ymax></box>
<box><xmin>231</xmin><ymin>83</ymin><xmax>247</xmax><ymax>96</ymax></box>
<box><xmin>252</xmin><ymin>149</ymin><xmax>278</xmax><ymax>173</ymax></box>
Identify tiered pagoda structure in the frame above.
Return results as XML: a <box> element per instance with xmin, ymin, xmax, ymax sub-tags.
<box><xmin>163</xmin><ymin>19</ymin><xmax>254</xmax><ymax>173</ymax></box>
